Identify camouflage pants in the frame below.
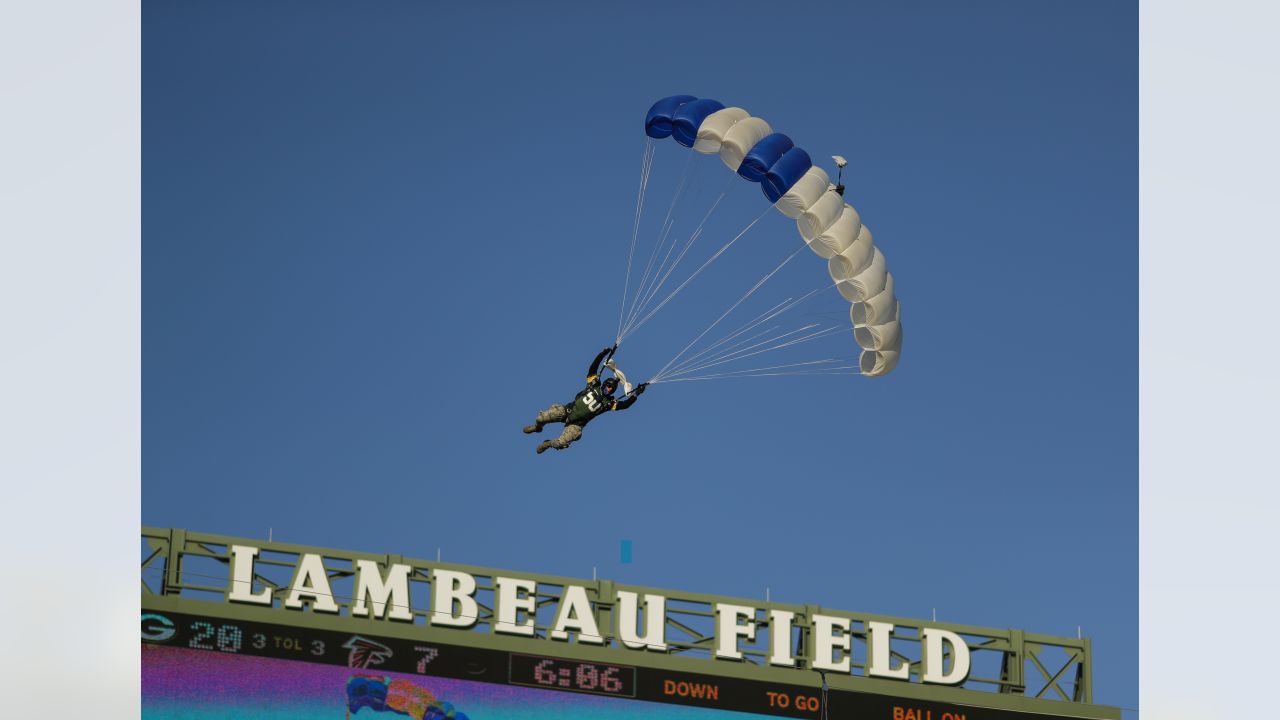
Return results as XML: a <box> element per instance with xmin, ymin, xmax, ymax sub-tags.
<box><xmin>535</xmin><ymin>404</ymin><xmax>584</xmax><ymax>450</ymax></box>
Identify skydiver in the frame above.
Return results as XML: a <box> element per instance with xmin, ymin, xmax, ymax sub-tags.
<box><xmin>523</xmin><ymin>344</ymin><xmax>648</xmax><ymax>454</ymax></box>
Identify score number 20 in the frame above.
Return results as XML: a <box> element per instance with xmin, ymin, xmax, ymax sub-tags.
<box><xmin>533</xmin><ymin>659</ymin><xmax>625</xmax><ymax>693</ymax></box>
<box><xmin>187</xmin><ymin>621</ymin><xmax>324</xmax><ymax>657</ymax></box>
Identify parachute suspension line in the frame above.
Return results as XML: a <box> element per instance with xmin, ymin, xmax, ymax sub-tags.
<box><xmin>623</xmin><ymin>154</ymin><xmax>710</xmax><ymax>341</ymax></box>
<box><xmin>621</xmin><ymin>174</ymin><xmax>736</xmax><ymax>340</ymax></box>
<box><xmin>660</xmin><ymin>358</ymin><xmax>860</xmax><ymax>381</ymax></box>
<box><xmin>661</xmin><ymin>325</ymin><xmax>824</xmax><ymax>380</ymax></box>
<box><xmin>666</xmin><ymin>279</ymin><xmax>844</xmax><ymax>376</ymax></box>
<box><xmin>623</xmin><ymin>152</ymin><xmax>690</xmax><ymax>340</ymax></box>
<box><xmin>631</xmin><ymin>151</ymin><xmax>696</xmax><ymax>320</ymax></box>
<box><xmin>659</xmin><ymin>293</ymin><xmax>816</xmax><ymax>378</ymax></box>
<box><xmin>622</xmin><ymin>203</ymin><xmax>777</xmax><ymax>345</ymax></box>
<box><xmin>663</xmin><ymin>322</ymin><xmax>787</xmax><ymax>378</ymax></box>
<box><xmin>657</xmin><ymin>370</ymin><xmax>857</xmax><ymax>383</ymax></box>
<box><xmin>655</xmin><ymin>281</ymin><xmax>853</xmax><ymax>383</ymax></box>
<box><xmin>665</xmin><ymin>358</ymin><xmax>852</xmax><ymax>381</ymax></box>
<box><xmin>627</xmin><ymin>174</ymin><xmax>734</xmax><ymax>328</ymax></box>
<box><xmin>649</xmin><ymin>243</ymin><xmax>805</xmax><ymax>381</ymax></box>
<box><xmin>659</xmin><ymin>297</ymin><xmax>797</xmax><ymax>377</ymax></box>
<box><xmin>616</xmin><ymin>137</ymin><xmax>657</xmax><ymax>344</ymax></box>
<box><xmin>660</xmin><ymin>323</ymin><xmax>845</xmax><ymax>380</ymax></box>
<box><xmin>662</xmin><ymin>324</ymin><xmax>848</xmax><ymax>380</ymax></box>
<box><xmin>650</xmin><ymin>360</ymin><xmax>858</xmax><ymax>384</ymax></box>
<box><xmin>621</xmin><ymin>147</ymin><xmax>697</xmax><ymax>340</ymax></box>
<box><xmin>661</xmin><ymin>323</ymin><xmax>826</xmax><ymax>379</ymax></box>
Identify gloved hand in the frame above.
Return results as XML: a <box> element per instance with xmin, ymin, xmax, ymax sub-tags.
<box><xmin>634</xmin><ymin>383</ymin><xmax>648</xmax><ymax>395</ymax></box>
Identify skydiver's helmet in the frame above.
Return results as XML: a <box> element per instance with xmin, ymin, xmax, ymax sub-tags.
<box><xmin>602</xmin><ymin>377</ymin><xmax>619</xmax><ymax>396</ymax></box>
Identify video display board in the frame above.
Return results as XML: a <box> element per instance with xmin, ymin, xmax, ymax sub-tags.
<box><xmin>142</xmin><ymin>610</ymin><xmax>1084</xmax><ymax>720</ymax></box>
<box><xmin>143</xmin><ymin>644</ymin><xmax>795</xmax><ymax>720</ymax></box>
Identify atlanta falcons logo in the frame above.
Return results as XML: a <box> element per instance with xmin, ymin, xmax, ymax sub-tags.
<box><xmin>343</xmin><ymin>636</ymin><xmax>393</xmax><ymax>668</ymax></box>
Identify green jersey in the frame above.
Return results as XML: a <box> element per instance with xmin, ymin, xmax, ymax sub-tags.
<box><xmin>563</xmin><ymin>348</ymin><xmax>638</xmax><ymax>427</ymax></box>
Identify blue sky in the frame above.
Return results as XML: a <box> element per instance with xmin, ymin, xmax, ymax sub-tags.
<box><xmin>143</xmin><ymin>0</ymin><xmax>1134</xmax><ymax>713</ymax></box>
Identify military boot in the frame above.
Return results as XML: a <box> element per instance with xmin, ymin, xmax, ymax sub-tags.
<box><xmin>523</xmin><ymin>423</ymin><xmax>543</xmax><ymax>434</ymax></box>
<box><xmin>536</xmin><ymin>440</ymin><xmax>555</xmax><ymax>454</ymax></box>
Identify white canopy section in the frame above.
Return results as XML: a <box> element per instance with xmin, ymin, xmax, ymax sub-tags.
<box><xmin>859</xmin><ymin>317</ymin><xmax>902</xmax><ymax>375</ymax></box>
<box><xmin>719</xmin><ymin>117</ymin><xmax>772</xmax><ymax>171</ymax></box>
<box><xmin>694</xmin><ymin>107</ymin><xmax>749</xmax><ymax>154</ymax></box>
<box><xmin>854</xmin><ymin>314</ymin><xmax>901</xmax><ymax>351</ymax></box>
<box><xmin>835</xmin><ymin>247</ymin><xmax>887</xmax><ymax>302</ymax></box>
<box><xmin>808</xmin><ymin>204</ymin><xmax>862</xmax><ymax>259</ymax></box>
<box><xmin>776</xmin><ymin>166</ymin><xmax>829</xmax><ymax>219</ymax></box>
<box><xmin>851</xmin><ymin>273</ymin><xmax>895</xmax><ymax>326</ymax></box>
<box><xmin>827</xmin><ymin>224</ymin><xmax>875</xmax><ymax>281</ymax></box>
<box><xmin>859</xmin><ymin>347</ymin><xmax>901</xmax><ymax>376</ymax></box>
<box><xmin>797</xmin><ymin>189</ymin><xmax>844</xmax><ymax>242</ymax></box>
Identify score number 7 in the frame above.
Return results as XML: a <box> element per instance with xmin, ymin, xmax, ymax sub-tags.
<box><xmin>415</xmin><ymin>646</ymin><xmax>439</xmax><ymax>674</ymax></box>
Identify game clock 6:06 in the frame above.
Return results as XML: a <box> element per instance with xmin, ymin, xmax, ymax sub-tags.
<box><xmin>508</xmin><ymin>654</ymin><xmax>636</xmax><ymax>698</ymax></box>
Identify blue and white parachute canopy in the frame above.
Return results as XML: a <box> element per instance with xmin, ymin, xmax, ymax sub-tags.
<box><xmin>644</xmin><ymin>95</ymin><xmax>901</xmax><ymax>377</ymax></box>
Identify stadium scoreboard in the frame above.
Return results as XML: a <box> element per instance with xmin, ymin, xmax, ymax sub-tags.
<box><xmin>143</xmin><ymin>609</ymin><xmax>1098</xmax><ymax>720</ymax></box>
<box><xmin>141</xmin><ymin>527</ymin><xmax>1121</xmax><ymax>720</ymax></box>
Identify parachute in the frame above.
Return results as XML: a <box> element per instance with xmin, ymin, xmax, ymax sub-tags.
<box><xmin>617</xmin><ymin>95</ymin><xmax>902</xmax><ymax>385</ymax></box>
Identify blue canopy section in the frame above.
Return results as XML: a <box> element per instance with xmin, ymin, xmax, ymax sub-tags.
<box><xmin>645</xmin><ymin>95</ymin><xmax>697</xmax><ymax>139</ymax></box>
<box><xmin>672</xmin><ymin>98</ymin><xmax>725</xmax><ymax>147</ymax></box>
<box><xmin>763</xmin><ymin>147</ymin><xmax>814</xmax><ymax>203</ymax></box>
<box><xmin>738</xmin><ymin>133</ymin><xmax>795</xmax><ymax>182</ymax></box>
